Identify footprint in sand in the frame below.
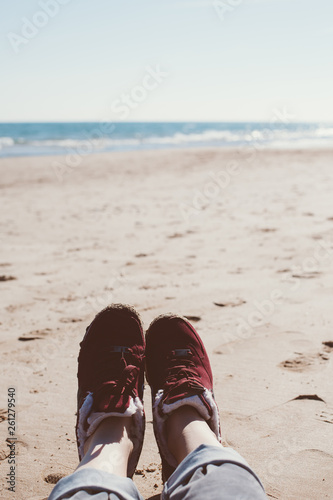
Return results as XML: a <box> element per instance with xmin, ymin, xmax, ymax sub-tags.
<box><xmin>291</xmin><ymin>271</ymin><xmax>321</xmax><ymax>279</ymax></box>
<box><xmin>291</xmin><ymin>394</ymin><xmax>325</xmax><ymax>402</ymax></box>
<box><xmin>60</xmin><ymin>295</ymin><xmax>79</xmax><ymax>302</ymax></box>
<box><xmin>18</xmin><ymin>335</ymin><xmax>44</xmax><ymax>341</ymax></box>
<box><xmin>281</xmin><ymin>354</ymin><xmax>317</xmax><ymax>371</ymax></box>
<box><xmin>317</xmin><ymin>409</ymin><xmax>333</xmax><ymax>425</ymax></box>
<box><xmin>322</xmin><ymin>341</ymin><xmax>333</xmax><ymax>352</ymax></box>
<box><xmin>258</xmin><ymin>228</ymin><xmax>277</xmax><ymax>233</ymax></box>
<box><xmin>44</xmin><ymin>473</ymin><xmax>66</xmax><ymax>484</ymax></box>
<box><xmin>1</xmin><ymin>437</ymin><xmax>28</xmax><ymax>457</ymax></box>
<box><xmin>280</xmin><ymin>341</ymin><xmax>333</xmax><ymax>372</ymax></box>
<box><xmin>167</xmin><ymin>232</ymin><xmax>184</xmax><ymax>239</ymax></box>
<box><xmin>0</xmin><ymin>447</ymin><xmax>10</xmax><ymax>461</ymax></box>
<box><xmin>59</xmin><ymin>317</ymin><xmax>83</xmax><ymax>323</ymax></box>
<box><xmin>184</xmin><ymin>315</ymin><xmax>201</xmax><ymax>322</ymax></box>
<box><xmin>228</xmin><ymin>268</ymin><xmax>244</xmax><ymax>274</ymax></box>
<box><xmin>0</xmin><ymin>275</ymin><xmax>16</xmax><ymax>282</ymax></box>
<box><xmin>18</xmin><ymin>329</ymin><xmax>52</xmax><ymax>342</ymax></box>
<box><xmin>213</xmin><ymin>299</ymin><xmax>246</xmax><ymax>308</ymax></box>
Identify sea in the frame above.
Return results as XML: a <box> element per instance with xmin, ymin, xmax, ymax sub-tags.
<box><xmin>0</xmin><ymin>122</ymin><xmax>332</xmax><ymax>158</ymax></box>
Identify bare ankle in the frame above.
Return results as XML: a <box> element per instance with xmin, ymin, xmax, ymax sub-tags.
<box><xmin>166</xmin><ymin>405</ymin><xmax>222</xmax><ymax>464</ymax></box>
<box><xmin>78</xmin><ymin>416</ymin><xmax>134</xmax><ymax>476</ymax></box>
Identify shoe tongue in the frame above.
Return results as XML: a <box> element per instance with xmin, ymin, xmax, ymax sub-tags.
<box><xmin>162</xmin><ymin>384</ymin><xmax>213</xmax><ymax>418</ymax></box>
<box><xmin>163</xmin><ymin>380</ymin><xmax>205</xmax><ymax>405</ymax></box>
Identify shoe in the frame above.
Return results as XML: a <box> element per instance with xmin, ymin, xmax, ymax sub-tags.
<box><xmin>145</xmin><ymin>314</ymin><xmax>221</xmax><ymax>481</ymax></box>
<box><xmin>75</xmin><ymin>304</ymin><xmax>145</xmax><ymax>477</ymax></box>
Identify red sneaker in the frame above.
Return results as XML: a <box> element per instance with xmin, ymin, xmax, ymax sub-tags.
<box><xmin>146</xmin><ymin>314</ymin><xmax>221</xmax><ymax>481</ymax></box>
<box><xmin>75</xmin><ymin>304</ymin><xmax>145</xmax><ymax>477</ymax></box>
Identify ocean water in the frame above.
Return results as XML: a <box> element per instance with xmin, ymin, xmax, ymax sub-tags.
<box><xmin>0</xmin><ymin>122</ymin><xmax>332</xmax><ymax>158</ymax></box>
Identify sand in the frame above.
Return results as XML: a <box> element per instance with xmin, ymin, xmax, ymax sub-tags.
<box><xmin>0</xmin><ymin>147</ymin><xmax>332</xmax><ymax>499</ymax></box>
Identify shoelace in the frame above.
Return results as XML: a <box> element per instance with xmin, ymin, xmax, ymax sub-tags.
<box><xmin>164</xmin><ymin>349</ymin><xmax>203</xmax><ymax>393</ymax></box>
<box><xmin>93</xmin><ymin>345</ymin><xmax>145</xmax><ymax>411</ymax></box>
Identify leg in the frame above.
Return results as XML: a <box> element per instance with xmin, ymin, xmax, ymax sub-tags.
<box><xmin>162</xmin><ymin>444</ymin><xmax>268</xmax><ymax>500</ymax></box>
<box><xmin>146</xmin><ymin>314</ymin><xmax>267</xmax><ymax>499</ymax></box>
<box><xmin>48</xmin><ymin>305</ymin><xmax>145</xmax><ymax>500</ymax></box>
<box><xmin>166</xmin><ymin>405</ymin><xmax>222</xmax><ymax>464</ymax></box>
<box><xmin>164</xmin><ymin>406</ymin><xmax>267</xmax><ymax>500</ymax></box>
<box><xmin>77</xmin><ymin>416</ymin><xmax>134</xmax><ymax>477</ymax></box>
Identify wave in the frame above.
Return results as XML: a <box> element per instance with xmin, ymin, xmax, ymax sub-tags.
<box><xmin>0</xmin><ymin>137</ymin><xmax>15</xmax><ymax>147</ymax></box>
<box><xmin>314</xmin><ymin>127</ymin><xmax>333</xmax><ymax>137</ymax></box>
<box><xmin>1</xmin><ymin>124</ymin><xmax>332</xmax><ymax>156</ymax></box>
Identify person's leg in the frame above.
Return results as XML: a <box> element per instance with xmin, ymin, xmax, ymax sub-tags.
<box><xmin>163</xmin><ymin>406</ymin><xmax>267</xmax><ymax>500</ymax></box>
<box><xmin>48</xmin><ymin>305</ymin><xmax>145</xmax><ymax>500</ymax></box>
<box><xmin>166</xmin><ymin>405</ymin><xmax>222</xmax><ymax>464</ymax></box>
<box><xmin>162</xmin><ymin>443</ymin><xmax>267</xmax><ymax>500</ymax></box>
<box><xmin>77</xmin><ymin>416</ymin><xmax>134</xmax><ymax>477</ymax></box>
<box><xmin>146</xmin><ymin>314</ymin><xmax>267</xmax><ymax>499</ymax></box>
<box><xmin>49</xmin><ymin>417</ymin><xmax>143</xmax><ymax>500</ymax></box>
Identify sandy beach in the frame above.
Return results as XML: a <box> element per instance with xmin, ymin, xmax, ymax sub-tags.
<box><xmin>0</xmin><ymin>147</ymin><xmax>332</xmax><ymax>499</ymax></box>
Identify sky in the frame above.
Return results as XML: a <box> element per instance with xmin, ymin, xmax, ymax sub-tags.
<box><xmin>0</xmin><ymin>0</ymin><xmax>332</xmax><ymax>122</ymax></box>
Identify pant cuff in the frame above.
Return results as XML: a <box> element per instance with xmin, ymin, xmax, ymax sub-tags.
<box><xmin>162</xmin><ymin>444</ymin><xmax>265</xmax><ymax>499</ymax></box>
<box><xmin>48</xmin><ymin>468</ymin><xmax>143</xmax><ymax>500</ymax></box>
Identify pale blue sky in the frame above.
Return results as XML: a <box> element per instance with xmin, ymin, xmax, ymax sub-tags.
<box><xmin>0</xmin><ymin>0</ymin><xmax>332</xmax><ymax>122</ymax></box>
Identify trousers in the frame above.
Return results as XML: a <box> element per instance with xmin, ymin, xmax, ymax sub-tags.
<box><xmin>48</xmin><ymin>444</ymin><xmax>267</xmax><ymax>500</ymax></box>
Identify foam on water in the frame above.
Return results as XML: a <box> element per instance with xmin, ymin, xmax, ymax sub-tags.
<box><xmin>0</xmin><ymin>122</ymin><xmax>332</xmax><ymax>157</ymax></box>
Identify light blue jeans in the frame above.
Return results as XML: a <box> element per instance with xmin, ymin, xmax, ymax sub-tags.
<box><xmin>48</xmin><ymin>444</ymin><xmax>267</xmax><ymax>500</ymax></box>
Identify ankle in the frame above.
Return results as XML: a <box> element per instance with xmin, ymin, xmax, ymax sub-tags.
<box><xmin>83</xmin><ymin>416</ymin><xmax>133</xmax><ymax>455</ymax></box>
<box><xmin>166</xmin><ymin>405</ymin><xmax>222</xmax><ymax>464</ymax></box>
<box><xmin>78</xmin><ymin>416</ymin><xmax>134</xmax><ymax>476</ymax></box>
